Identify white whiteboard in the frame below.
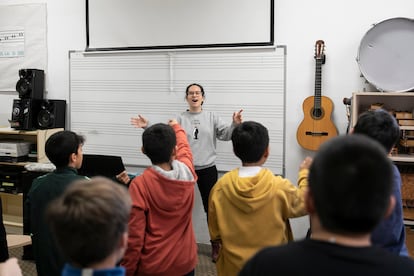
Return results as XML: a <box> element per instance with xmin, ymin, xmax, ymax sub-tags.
<box><xmin>69</xmin><ymin>47</ymin><xmax>286</xmax><ymax>175</ymax></box>
<box><xmin>86</xmin><ymin>0</ymin><xmax>274</xmax><ymax>51</ymax></box>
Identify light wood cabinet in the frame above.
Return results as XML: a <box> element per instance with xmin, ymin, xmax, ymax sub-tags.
<box><xmin>0</xmin><ymin>127</ymin><xmax>63</xmax><ymax>228</ymax></box>
<box><xmin>352</xmin><ymin>92</ymin><xmax>414</xmax><ymax>222</ymax></box>
<box><xmin>0</xmin><ymin>127</ymin><xmax>63</xmax><ymax>164</ymax></box>
<box><xmin>351</xmin><ymin>92</ymin><xmax>414</xmax><ymax>162</ymax></box>
<box><xmin>1</xmin><ymin>192</ymin><xmax>23</xmax><ymax>228</ymax></box>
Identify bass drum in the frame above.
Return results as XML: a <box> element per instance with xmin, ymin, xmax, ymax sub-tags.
<box><xmin>357</xmin><ymin>17</ymin><xmax>414</xmax><ymax>92</ymax></box>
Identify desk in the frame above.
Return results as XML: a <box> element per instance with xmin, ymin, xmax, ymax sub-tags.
<box><xmin>6</xmin><ymin>235</ymin><xmax>31</xmax><ymax>249</ymax></box>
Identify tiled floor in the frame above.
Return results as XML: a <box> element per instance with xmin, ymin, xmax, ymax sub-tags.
<box><xmin>196</xmin><ymin>243</ymin><xmax>217</xmax><ymax>276</ymax></box>
<box><xmin>10</xmin><ymin>228</ymin><xmax>414</xmax><ymax>276</ymax></box>
<box><xmin>11</xmin><ymin>244</ymin><xmax>217</xmax><ymax>276</ymax></box>
<box><xmin>9</xmin><ymin>247</ymin><xmax>36</xmax><ymax>276</ymax></box>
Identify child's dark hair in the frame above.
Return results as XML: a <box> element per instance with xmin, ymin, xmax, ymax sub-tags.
<box><xmin>231</xmin><ymin>121</ymin><xmax>269</xmax><ymax>163</ymax></box>
<box><xmin>309</xmin><ymin>134</ymin><xmax>393</xmax><ymax>234</ymax></box>
<box><xmin>353</xmin><ymin>109</ymin><xmax>400</xmax><ymax>152</ymax></box>
<box><xmin>46</xmin><ymin>177</ymin><xmax>131</xmax><ymax>267</ymax></box>
<box><xmin>45</xmin><ymin>131</ymin><xmax>85</xmax><ymax>168</ymax></box>
<box><xmin>142</xmin><ymin>123</ymin><xmax>176</xmax><ymax>164</ymax></box>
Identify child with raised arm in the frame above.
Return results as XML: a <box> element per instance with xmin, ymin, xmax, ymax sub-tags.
<box><xmin>130</xmin><ymin>83</ymin><xmax>243</xmax><ymax>218</ymax></box>
<box><xmin>121</xmin><ymin>119</ymin><xmax>198</xmax><ymax>276</ymax></box>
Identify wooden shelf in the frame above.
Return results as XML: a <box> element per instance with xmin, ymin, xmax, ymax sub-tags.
<box><xmin>0</xmin><ymin>127</ymin><xmax>63</xmax><ymax>163</ymax></box>
<box><xmin>404</xmin><ymin>207</ymin><xmax>414</xmax><ymax>220</ymax></box>
<box><xmin>401</xmin><ymin>126</ymin><xmax>414</xmax><ymax>131</ymax></box>
<box><xmin>352</xmin><ymin>92</ymin><xmax>414</xmax><ymax>163</ymax></box>
<box><xmin>3</xmin><ymin>214</ymin><xmax>23</xmax><ymax>228</ymax></box>
<box><xmin>0</xmin><ymin>161</ymin><xmax>30</xmax><ymax>167</ymax></box>
<box><xmin>0</xmin><ymin>128</ymin><xmax>38</xmax><ymax>135</ymax></box>
<box><xmin>0</xmin><ymin>128</ymin><xmax>62</xmax><ymax>230</ymax></box>
<box><xmin>392</xmin><ymin>154</ymin><xmax>414</xmax><ymax>163</ymax></box>
<box><xmin>351</xmin><ymin>92</ymin><xmax>414</xmax><ymax>127</ymax></box>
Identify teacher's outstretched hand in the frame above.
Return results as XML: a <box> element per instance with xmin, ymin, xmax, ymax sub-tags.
<box><xmin>130</xmin><ymin>114</ymin><xmax>149</xmax><ymax>129</ymax></box>
<box><xmin>233</xmin><ymin>109</ymin><xmax>243</xmax><ymax>124</ymax></box>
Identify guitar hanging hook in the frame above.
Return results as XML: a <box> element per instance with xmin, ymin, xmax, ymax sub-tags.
<box><xmin>343</xmin><ymin>97</ymin><xmax>352</xmax><ymax>133</ymax></box>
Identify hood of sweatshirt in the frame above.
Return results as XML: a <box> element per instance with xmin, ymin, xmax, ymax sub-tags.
<box><xmin>140</xmin><ymin>159</ymin><xmax>196</xmax><ymax>212</ymax></box>
<box><xmin>152</xmin><ymin>159</ymin><xmax>194</xmax><ymax>181</ymax></box>
<box><xmin>221</xmin><ymin>168</ymin><xmax>281</xmax><ymax>213</ymax></box>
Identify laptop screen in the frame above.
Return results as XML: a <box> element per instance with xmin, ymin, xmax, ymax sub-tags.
<box><xmin>78</xmin><ymin>154</ymin><xmax>125</xmax><ymax>178</ymax></box>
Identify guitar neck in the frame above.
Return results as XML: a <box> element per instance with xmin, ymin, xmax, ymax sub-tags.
<box><xmin>314</xmin><ymin>58</ymin><xmax>322</xmax><ymax>109</ymax></box>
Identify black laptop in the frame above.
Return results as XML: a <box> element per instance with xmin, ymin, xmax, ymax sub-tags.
<box><xmin>78</xmin><ymin>154</ymin><xmax>126</xmax><ymax>178</ymax></box>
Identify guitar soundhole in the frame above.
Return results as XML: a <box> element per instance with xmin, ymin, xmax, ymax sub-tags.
<box><xmin>311</xmin><ymin>108</ymin><xmax>324</xmax><ymax>119</ymax></box>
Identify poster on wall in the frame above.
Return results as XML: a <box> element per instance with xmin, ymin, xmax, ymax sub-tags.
<box><xmin>0</xmin><ymin>3</ymin><xmax>47</xmax><ymax>92</ymax></box>
<box><xmin>0</xmin><ymin>28</ymin><xmax>25</xmax><ymax>57</ymax></box>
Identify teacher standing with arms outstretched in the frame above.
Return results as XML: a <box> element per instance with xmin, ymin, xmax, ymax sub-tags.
<box><xmin>131</xmin><ymin>83</ymin><xmax>243</xmax><ymax>217</ymax></box>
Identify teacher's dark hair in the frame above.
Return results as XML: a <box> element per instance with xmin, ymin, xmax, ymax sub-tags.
<box><xmin>185</xmin><ymin>83</ymin><xmax>205</xmax><ymax>97</ymax></box>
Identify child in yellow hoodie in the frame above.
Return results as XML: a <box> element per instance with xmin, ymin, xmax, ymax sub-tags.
<box><xmin>208</xmin><ymin>121</ymin><xmax>311</xmax><ymax>276</ymax></box>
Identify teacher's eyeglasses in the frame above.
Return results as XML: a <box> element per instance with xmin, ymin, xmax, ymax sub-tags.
<box><xmin>188</xmin><ymin>91</ymin><xmax>202</xmax><ymax>96</ymax></box>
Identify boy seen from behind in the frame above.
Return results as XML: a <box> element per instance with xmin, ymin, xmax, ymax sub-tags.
<box><xmin>121</xmin><ymin>120</ymin><xmax>198</xmax><ymax>276</ymax></box>
<box><xmin>353</xmin><ymin>109</ymin><xmax>408</xmax><ymax>256</ymax></box>
<box><xmin>240</xmin><ymin>135</ymin><xmax>414</xmax><ymax>275</ymax></box>
<box><xmin>46</xmin><ymin>177</ymin><xmax>131</xmax><ymax>276</ymax></box>
<box><xmin>208</xmin><ymin>121</ymin><xmax>311</xmax><ymax>276</ymax></box>
<box><xmin>25</xmin><ymin>130</ymin><xmax>88</xmax><ymax>276</ymax></box>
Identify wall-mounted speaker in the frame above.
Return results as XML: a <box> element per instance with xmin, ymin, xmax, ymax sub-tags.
<box><xmin>16</xmin><ymin>69</ymin><xmax>44</xmax><ymax>100</ymax></box>
<box><xmin>36</xmin><ymin>99</ymin><xmax>66</xmax><ymax>129</ymax></box>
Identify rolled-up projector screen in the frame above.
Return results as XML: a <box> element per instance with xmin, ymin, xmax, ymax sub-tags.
<box><xmin>86</xmin><ymin>0</ymin><xmax>274</xmax><ymax>51</ymax></box>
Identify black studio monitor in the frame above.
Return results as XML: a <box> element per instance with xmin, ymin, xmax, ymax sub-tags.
<box><xmin>16</xmin><ymin>69</ymin><xmax>44</xmax><ymax>100</ymax></box>
<box><xmin>10</xmin><ymin>99</ymin><xmax>66</xmax><ymax>130</ymax></box>
<box><xmin>36</xmin><ymin>99</ymin><xmax>66</xmax><ymax>129</ymax></box>
<box><xmin>10</xmin><ymin>98</ymin><xmax>41</xmax><ymax>130</ymax></box>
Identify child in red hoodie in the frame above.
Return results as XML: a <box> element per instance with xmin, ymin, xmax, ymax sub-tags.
<box><xmin>121</xmin><ymin>119</ymin><xmax>197</xmax><ymax>276</ymax></box>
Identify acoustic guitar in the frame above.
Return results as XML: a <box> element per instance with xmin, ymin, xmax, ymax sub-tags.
<box><xmin>296</xmin><ymin>40</ymin><xmax>338</xmax><ymax>151</ymax></box>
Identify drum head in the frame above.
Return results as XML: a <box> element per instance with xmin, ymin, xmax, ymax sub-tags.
<box><xmin>357</xmin><ymin>17</ymin><xmax>414</xmax><ymax>92</ymax></box>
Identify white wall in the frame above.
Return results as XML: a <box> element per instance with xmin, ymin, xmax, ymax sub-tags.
<box><xmin>275</xmin><ymin>0</ymin><xmax>414</xmax><ymax>238</ymax></box>
<box><xmin>1</xmin><ymin>0</ymin><xmax>413</xmax><ymax>242</ymax></box>
<box><xmin>0</xmin><ymin>0</ymin><xmax>85</xmax><ymax>127</ymax></box>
